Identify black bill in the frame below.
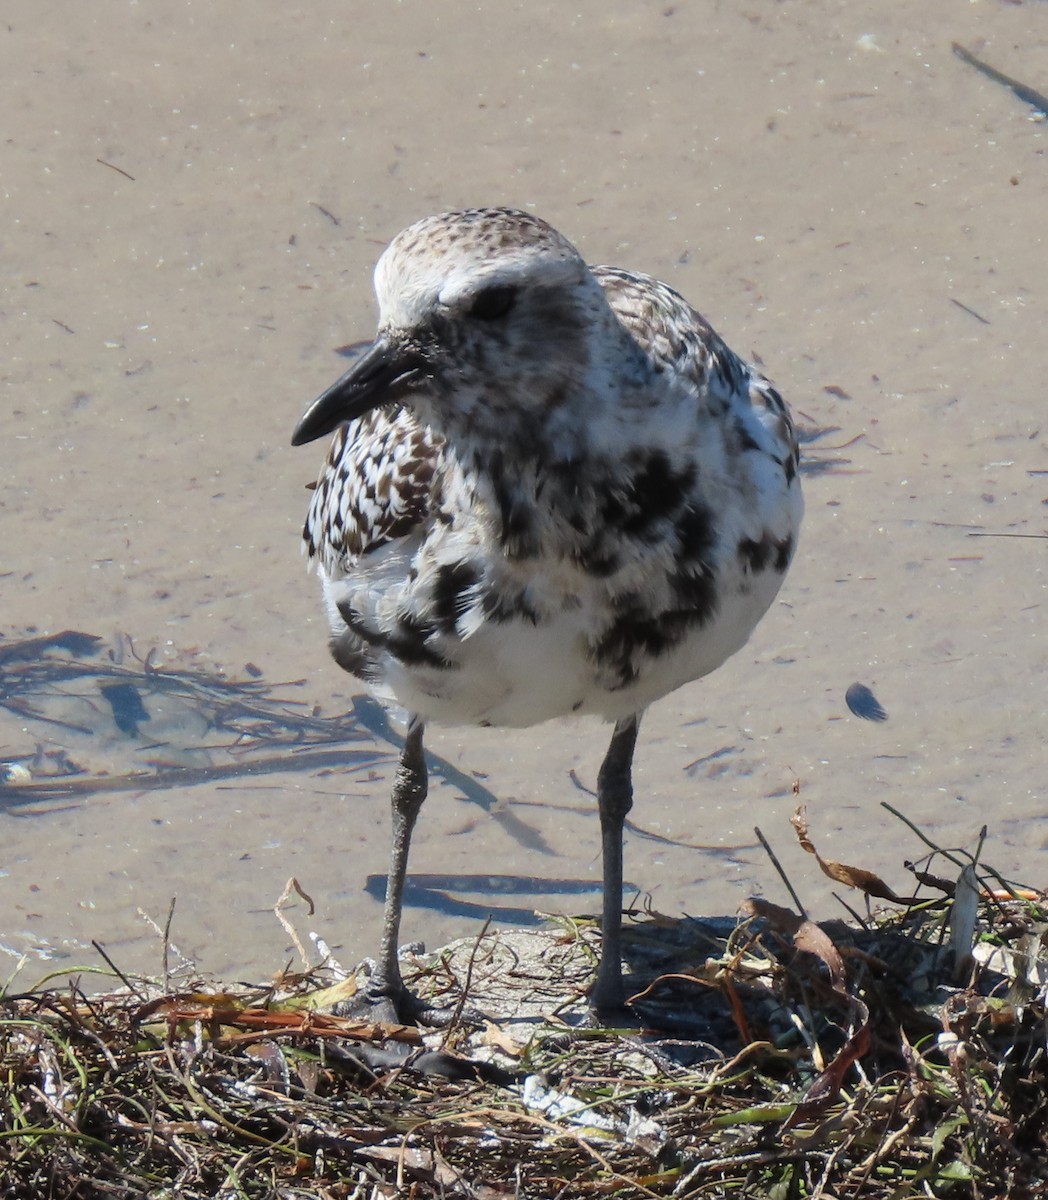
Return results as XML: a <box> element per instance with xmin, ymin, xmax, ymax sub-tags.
<box><xmin>291</xmin><ymin>335</ymin><xmax>428</xmax><ymax>446</ymax></box>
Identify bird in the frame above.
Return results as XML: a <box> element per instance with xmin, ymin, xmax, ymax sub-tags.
<box><xmin>291</xmin><ymin>207</ymin><xmax>803</xmax><ymax>1022</ymax></box>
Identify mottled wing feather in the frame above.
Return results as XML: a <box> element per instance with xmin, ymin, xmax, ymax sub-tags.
<box><xmin>303</xmin><ymin>406</ymin><xmax>444</xmax><ymax>578</ymax></box>
<box><xmin>593</xmin><ymin>266</ymin><xmax>745</xmax><ymax>395</ymax></box>
<box><xmin>594</xmin><ymin>264</ymin><xmax>800</xmax><ymax>479</ymax></box>
<box><xmin>748</xmin><ymin>376</ymin><xmax>801</xmax><ymax>482</ymax></box>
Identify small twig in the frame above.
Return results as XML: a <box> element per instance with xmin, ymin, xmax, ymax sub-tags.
<box><xmin>310</xmin><ymin>202</ymin><xmax>341</xmax><ymax>226</ymax></box>
<box><xmin>96</xmin><ymin>158</ymin><xmax>135</xmax><ymax>181</ymax></box>
<box><xmin>274</xmin><ymin>878</ymin><xmax>317</xmax><ymax>970</ymax></box>
<box><xmin>567</xmin><ymin>768</ymin><xmax>596</xmax><ymax>796</ymax></box>
<box><xmin>881</xmin><ymin>802</ymin><xmax>967</xmax><ymax>870</ymax></box>
<box><xmin>439</xmin><ymin>915</ymin><xmax>493</xmax><ymax>1048</ymax></box>
<box><xmin>91</xmin><ymin>941</ymin><xmax>146</xmax><ymax>1000</ymax></box>
<box><xmin>967</xmin><ymin>531</ymin><xmax>1048</xmax><ymax>539</ymax></box>
<box><xmin>949</xmin><ymin>297</ymin><xmax>991</xmax><ymax>325</ymax></box>
<box><xmin>574</xmin><ymin>1135</ymin><xmax>665</xmax><ymax>1199</ymax></box>
<box><xmin>847</xmin><ymin>1111</ymin><xmax>921</xmax><ymax>1190</ymax></box>
<box><xmin>953</xmin><ymin>41</ymin><xmax>1048</xmax><ymax>117</ymax></box>
<box><xmin>309</xmin><ymin>932</ymin><xmax>348</xmax><ymax>977</ymax></box>
<box><xmin>137</xmin><ymin>899</ymin><xmax>192</xmax><ymax>983</ymax></box>
<box><xmin>0</xmin><ymin>747</ymin><xmax>381</xmax><ymax>805</ymax></box>
<box><xmin>754</xmin><ymin>825</ymin><xmax>808</xmax><ymax>918</ymax></box>
<box><xmin>162</xmin><ymin>897</ymin><xmax>176</xmax><ymax>988</ymax></box>
<box><xmin>831</xmin><ymin>890</ymin><xmax>871</xmax><ymax>930</ymax></box>
<box><xmin>973</xmin><ymin>824</ymin><xmax>988</xmax><ymax>867</ymax></box>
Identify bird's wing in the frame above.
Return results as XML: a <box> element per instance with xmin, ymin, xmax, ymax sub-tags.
<box><xmin>302</xmin><ymin>405</ymin><xmax>445</xmax><ymax>578</ymax></box>
<box><xmin>592</xmin><ymin>265</ymin><xmax>749</xmax><ymax>396</ymax></box>
<box><xmin>594</xmin><ymin>264</ymin><xmax>799</xmax><ymax>475</ymax></box>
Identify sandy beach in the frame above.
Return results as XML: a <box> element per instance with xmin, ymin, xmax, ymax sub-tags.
<box><xmin>2</xmin><ymin>0</ymin><xmax>1045</xmax><ymax>981</ymax></box>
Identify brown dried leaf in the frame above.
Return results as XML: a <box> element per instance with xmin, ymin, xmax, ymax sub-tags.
<box><xmin>743</xmin><ymin>894</ymin><xmax>872</xmax><ymax>1125</ymax></box>
<box><xmin>785</xmin><ymin>1007</ymin><xmax>871</xmax><ymax>1128</ymax></box>
<box><xmin>481</xmin><ymin>1021</ymin><xmax>526</xmax><ymax>1058</ymax></box>
<box><xmin>742</xmin><ymin>897</ymin><xmax>845</xmax><ymax>989</ymax></box>
<box><xmin>905</xmin><ymin>862</ymin><xmax>956</xmax><ymax>895</ymax></box>
<box><xmin>356</xmin><ymin>1142</ymin><xmax>470</xmax><ymax>1189</ymax></box>
<box><xmin>791</xmin><ymin>805</ymin><xmax>916</xmax><ymax>903</ymax></box>
<box><xmin>741</xmin><ymin>895</ymin><xmax>803</xmax><ymax>935</ymax></box>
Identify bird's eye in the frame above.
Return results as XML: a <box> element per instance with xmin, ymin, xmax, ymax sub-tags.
<box><xmin>467</xmin><ymin>285</ymin><xmax>517</xmax><ymax>321</ymax></box>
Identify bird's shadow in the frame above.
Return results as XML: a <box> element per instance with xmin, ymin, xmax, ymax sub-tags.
<box><xmin>354</xmin><ymin>696</ymin><xmax>610</xmax><ymax>923</ymax></box>
<box><xmin>365</xmin><ymin>872</ymin><xmax>607</xmax><ymax>925</ymax></box>
<box><xmin>350</xmin><ymin>695</ymin><xmax>750</xmax><ymax>923</ymax></box>
<box><xmin>350</xmin><ymin>695</ymin><xmax>507</xmax><ymax>815</ymax></box>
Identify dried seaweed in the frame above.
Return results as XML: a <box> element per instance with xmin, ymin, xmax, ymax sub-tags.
<box><xmin>2</xmin><ymin>829</ymin><xmax>1046</xmax><ymax>1199</ymax></box>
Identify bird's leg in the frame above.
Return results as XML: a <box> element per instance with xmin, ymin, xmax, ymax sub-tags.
<box><xmin>590</xmin><ymin>712</ymin><xmax>641</xmax><ymax>1017</ymax></box>
<box><xmin>340</xmin><ymin>717</ymin><xmax>484</xmax><ymax>1030</ymax></box>
<box><xmin>349</xmin><ymin>717</ymin><xmax>484</xmax><ymax>1029</ymax></box>
<box><xmin>366</xmin><ymin>717</ymin><xmax>427</xmax><ymax>1008</ymax></box>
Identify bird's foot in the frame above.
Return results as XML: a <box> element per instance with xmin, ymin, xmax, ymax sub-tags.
<box><xmin>584</xmin><ymin>968</ymin><xmax>642</xmax><ymax>1029</ymax></box>
<box><xmin>335</xmin><ymin>977</ymin><xmax>484</xmax><ymax>1030</ymax></box>
<box><xmin>582</xmin><ymin>998</ymin><xmax>641</xmax><ymax>1030</ymax></box>
<box><xmin>327</xmin><ymin>985</ymin><xmax>514</xmax><ymax>1084</ymax></box>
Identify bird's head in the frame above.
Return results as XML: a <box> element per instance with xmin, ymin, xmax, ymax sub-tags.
<box><xmin>292</xmin><ymin>208</ymin><xmax>618</xmax><ymax>448</ymax></box>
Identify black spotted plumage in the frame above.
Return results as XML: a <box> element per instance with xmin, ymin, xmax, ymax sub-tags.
<box><xmin>304</xmin><ymin>408</ymin><xmax>444</xmax><ymax>572</ymax></box>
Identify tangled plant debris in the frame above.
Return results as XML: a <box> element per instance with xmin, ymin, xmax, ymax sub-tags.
<box><xmin>2</xmin><ymin>837</ymin><xmax>1046</xmax><ymax>1199</ymax></box>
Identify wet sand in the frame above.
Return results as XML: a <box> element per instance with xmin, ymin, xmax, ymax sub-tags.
<box><xmin>2</xmin><ymin>0</ymin><xmax>1046</xmax><ymax>980</ymax></box>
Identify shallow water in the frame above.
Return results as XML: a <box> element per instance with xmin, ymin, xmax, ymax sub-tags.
<box><xmin>2</xmin><ymin>0</ymin><xmax>1046</xmax><ymax>982</ymax></box>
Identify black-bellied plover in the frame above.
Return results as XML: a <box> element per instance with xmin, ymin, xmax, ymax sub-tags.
<box><xmin>292</xmin><ymin>208</ymin><xmax>803</xmax><ymax>1020</ymax></box>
